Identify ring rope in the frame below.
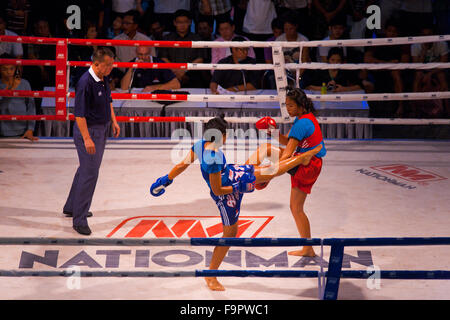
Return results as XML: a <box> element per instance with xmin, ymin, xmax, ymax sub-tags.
<box><xmin>1</xmin><ymin>89</ymin><xmax>449</xmax><ymax>102</ymax></box>
<box><xmin>3</xmin><ymin>58</ymin><xmax>450</xmax><ymax>71</ymax></box>
<box><xmin>0</xmin><ymin>270</ymin><xmax>448</xmax><ymax>280</ymax></box>
<box><xmin>0</xmin><ymin>237</ymin><xmax>448</xmax><ymax>246</ymax></box>
<box><xmin>2</xmin><ymin>34</ymin><xmax>448</xmax><ymax>48</ymax></box>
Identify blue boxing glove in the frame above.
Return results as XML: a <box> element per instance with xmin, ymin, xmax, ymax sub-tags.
<box><xmin>232</xmin><ymin>172</ymin><xmax>256</xmax><ymax>193</ymax></box>
<box><xmin>150</xmin><ymin>174</ymin><xmax>173</xmax><ymax>197</ymax></box>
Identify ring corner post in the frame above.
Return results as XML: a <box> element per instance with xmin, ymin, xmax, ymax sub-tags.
<box><xmin>55</xmin><ymin>38</ymin><xmax>68</xmax><ymax>120</ymax></box>
<box><xmin>322</xmin><ymin>244</ymin><xmax>345</xmax><ymax>300</ymax></box>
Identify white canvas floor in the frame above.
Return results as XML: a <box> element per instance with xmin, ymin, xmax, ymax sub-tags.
<box><xmin>0</xmin><ymin>137</ymin><xmax>449</xmax><ymax>300</ymax></box>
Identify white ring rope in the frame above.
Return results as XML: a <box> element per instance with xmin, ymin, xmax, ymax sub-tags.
<box><xmin>192</xmin><ymin>35</ymin><xmax>450</xmax><ymax>48</ymax></box>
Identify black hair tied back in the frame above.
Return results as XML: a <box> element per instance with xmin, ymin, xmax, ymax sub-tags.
<box><xmin>286</xmin><ymin>87</ymin><xmax>315</xmax><ymax>114</ymax></box>
<box><xmin>204</xmin><ymin>114</ymin><xmax>228</xmax><ymax>142</ymax></box>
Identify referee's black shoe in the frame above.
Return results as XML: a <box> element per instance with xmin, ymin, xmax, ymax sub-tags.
<box><xmin>73</xmin><ymin>225</ymin><xmax>92</xmax><ymax>236</ymax></box>
<box><xmin>64</xmin><ymin>211</ymin><xmax>93</xmax><ymax>218</ymax></box>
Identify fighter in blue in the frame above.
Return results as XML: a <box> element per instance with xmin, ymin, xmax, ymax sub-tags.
<box><xmin>150</xmin><ymin>115</ymin><xmax>321</xmax><ymax>291</ymax></box>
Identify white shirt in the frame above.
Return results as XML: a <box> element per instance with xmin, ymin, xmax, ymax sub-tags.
<box><xmin>243</xmin><ymin>0</ymin><xmax>277</xmax><ymax>34</ymax></box>
<box><xmin>153</xmin><ymin>0</ymin><xmax>190</xmax><ymax>13</ymax></box>
<box><xmin>411</xmin><ymin>42</ymin><xmax>449</xmax><ymax>62</ymax></box>
<box><xmin>318</xmin><ymin>36</ymin><xmax>348</xmax><ymax>60</ymax></box>
<box><xmin>279</xmin><ymin>0</ymin><xmax>309</xmax><ymax>9</ymax></box>
<box><xmin>88</xmin><ymin>66</ymin><xmax>101</xmax><ymax>82</ymax></box>
<box><xmin>112</xmin><ymin>0</ymin><xmax>136</xmax><ymax>13</ymax></box>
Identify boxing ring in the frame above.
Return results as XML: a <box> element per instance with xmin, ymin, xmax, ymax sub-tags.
<box><xmin>0</xmin><ymin>34</ymin><xmax>450</xmax><ymax>301</ymax></box>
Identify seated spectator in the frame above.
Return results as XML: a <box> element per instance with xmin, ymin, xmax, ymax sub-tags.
<box><xmin>303</xmin><ymin>47</ymin><xmax>363</xmax><ymax>92</ymax></box>
<box><xmin>364</xmin><ymin>19</ymin><xmax>410</xmax><ymax>117</ymax></box>
<box><xmin>196</xmin><ymin>17</ymin><xmax>216</xmax><ymax>64</ymax></box>
<box><xmin>264</xmin><ymin>17</ymin><xmax>284</xmax><ymax>64</ymax></box>
<box><xmin>311</xmin><ymin>0</ymin><xmax>347</xmax><ymax>40</ymax></box>
<box><xmin>211</xmin><ymin>18</ymin><xmax>255</xmax><ymax>66</ymax></box>
<box><xmin>120</xmin><ymin>46</ymin><xmax>180</xmax><ymax>92</ymax></box>
<box><xmin>114</xmin><ymin>10</ymin><xmax>155</xmax><ymax>73</ymax></box>
<box><xmin>346</xmin><ymin>0</ymin><xmax>374</xmax><ymax>62</ymax></box>
<box><xmin>262</xmin><ymin>17</ymin><xmax>283</xmax><ymax>89</ymax></box>
<box><xmin>106</xmin><ymin>15</ymin><xmax>124</xmax><ymax>39</ymax></box>
<box><xmin>158</xmin><ymin>9</ymin><xmax>208</xmax><ymax>88</ymax></box>
<box><xmin>210</xmin><ymin>37</ymin><xmax>261</xmax><ymax>93</ymax></box>
<box><xmin>147</xmin><ymin>19</ymin><xmax>170</xmax><ymax>41</ymax></box>
<box><xmin>411</xmin><ymin>24</ymin><xmax>448</xmax><ymax>92</ymax></box>
<box><xmin>70</xmin><ymin>21</ymin><xmax>100</xmax><ymax>87</ymax></box>
<box><xmin>410</xmin><ymin>24</ymin><xmax>449</xmax><ymax>118</ymax></box>
<box><xmin>317</xmin><ymin>16</ymin><xmax>347</xmax><ymax>63</ymax></box>
<box><xmin>276</xmin><ymin>0</ymin><xmax>312</xmax><ymax>39</ymax></box>
<box><xmin>24</xmin><ymin>19</ymin><xmax>55</xmax><ymax>89</ymax></box>
<box><xmin>276</xmin><ymin>12</ymin><xmax>310</xmax><ymax>81</ymax></box>
<box><xmin>153</xmin><ymin>0</ymin><xmax>191</xmax><ymax>32</ymax></box>
<box><xmin>0</xmin><ymin>15</ymin><xmax>23</xmax><ymax>58</ymax></box>
<box><xmin>0</xmin><ymin>54</ymin><xmax>38</xmax><ymax>141</ymax></box>
<box><xmin>276</xmin><ymin>13</ymin><xmax>310</xmax><ymax>64</ymax></box>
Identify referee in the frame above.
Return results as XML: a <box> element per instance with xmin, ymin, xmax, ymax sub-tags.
<box><xmin>63</xmin><ymin>47</ymin><xmax>120</xmax><ymax>235</ymax></box>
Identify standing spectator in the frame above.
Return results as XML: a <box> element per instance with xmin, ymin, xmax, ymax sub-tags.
<box><xmin>317</xmin><ymin>16</ymin><xmax>347</xmax><ymax>62</ymax></box>
<box><xmin>158</xmin><ymin>10</ymin><xmax>207</xmax><ymax>88</ymax></box>
<box><xmin>433</xmin><ymin>0</ymin><xmax>450</xmax><ymax>35</ymax></box>
<box><xmin>63</xmin><ymin>47</ymin><xmax>120</xmax><ymax>236</ymax></box>
<box><xmin>231</xmin><ymin>0</ymin><xmax>248</xmax><ymax>35</ymax></box>
<box><xmin>399</xmin><ymin>0</ymin><xmax>433</xmax><ymax>37</ymax></box>
<box><xmin>211</xmin><ymin>19</ymin><xmax>255</xmax><ymax>65</ymax></box>
<box><xmin>379</xmin><ymin>0</ymin><xmax>403</xmax><ymax>31</ymax></box>
<box><xmin>153</xmin><ymin>0</ymin><xmax>191</xmax><ymax>32</ymax></box>
<box><xmin>242</xmin><ymin>0</ymin><xmax>277</xmax><ymax>63</ymax></box>
<box><xmin>0</xmin><ymin>15</ymin><xmax>23</xmax><ymax>58</ymax></box>
<box><xmin>198</xmin><ymin>0</ymin><xmax>232</xmax><ymax>27</ymax></box>
<box><xmin>114</xmin><ymin>10</ymin><xmax>155</xmax><ymax>73</ymax></box>
<box><xmin>0</xmin><ymin>54</ymin><xmax>38</xmax><ymax>141</ymax></box>
<box><xmin>364</xmin><ymin>19</ymin><xmax>410</xmax><ymax>117</ymax></box>
<box><xmin>5</xmin><ymin>0</ymin><xmax>31</xmax><ymax>35</ymax></box>
<box><xmin>106</xmin><ymin>15</ymin><xmax>123</xmax><ymax>39</ymax></box>
<box><xmin>112</xmin><ymin>0</ymin><xmax>144</xmax><ymax>19</ymax></box>
<box><xmin>120</xmin><ymin>46</ymin><xmax>180</xmax><ymax>92</ymax></box>
<box><xmin>311</xmin><ymin>0</ymin><xmax>347</xmax><ymax>40</ymax></box>
<box><xmin>210</xmin><ymin>36</ymin><xmax>261</xmax><ymax>93</ymax></box>
<box><xmin>275</xmin><ymin>0</ymin><xmax>312</xmax><ymax>39</ymax></box>
<box><xmin>346</xmin><ymin>0</ymin><xmax>374</xmax><ymax>62</ymax></box>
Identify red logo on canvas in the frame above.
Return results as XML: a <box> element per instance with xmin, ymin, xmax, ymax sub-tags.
<box><xmin>107</xmin><ymin>216</ymin><xmax>274</xmax><ymax>238</ymax></box>
<box><xmin>370</xmin><ymin>164</ymin><xmax>446</xmax><ymax>183</ymax></box>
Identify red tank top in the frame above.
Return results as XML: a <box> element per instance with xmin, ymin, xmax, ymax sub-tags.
<box><xmin>298</xmin><ymin>113</ymin><xmax>323</xmax><ymax>149</ymax></box>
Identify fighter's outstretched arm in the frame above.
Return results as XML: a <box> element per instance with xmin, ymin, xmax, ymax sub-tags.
<box><xmin>168</xmin><ymin>150</ymin><xmax>197</xmax><ymax>180</ymax></box>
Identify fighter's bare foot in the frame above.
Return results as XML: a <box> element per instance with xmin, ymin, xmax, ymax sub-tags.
<box><xmin>205</xmin><ymin>277</ymin><xmax>225</xmax><ymax>291</ymax></box>
<box><xmin>288</xmin><ymin>248</ymin><xmax>316</xmax><ymax>257</ymax></box>
<box><xmin>299</xmin><ymin>144</ymin><xmax>322</xmax><ymax>166</ymax></box>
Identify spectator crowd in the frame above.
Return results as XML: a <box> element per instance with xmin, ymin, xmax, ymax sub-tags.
<box><xmin>0</xmin><ymin>0</ymin><xmax>449</xmax><ymax>140</ymax></box>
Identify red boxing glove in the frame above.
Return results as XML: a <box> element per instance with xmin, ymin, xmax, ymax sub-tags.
<box><xmin>255</xmin><ymin>116</ymin><xmax>277</xmax><ymax>132</ymax></box>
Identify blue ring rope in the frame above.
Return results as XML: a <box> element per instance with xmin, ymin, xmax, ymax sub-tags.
<box><xmin>1</xmin><ymin>237</ymin><xmax>449</xmax><ymax>247</ymax></box>
<box><xmin>0</xmin><ymin>269</ymin><xmax>448</xmax><ymax>279</ymax></box>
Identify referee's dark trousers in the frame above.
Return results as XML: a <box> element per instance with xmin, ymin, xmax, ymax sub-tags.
<box><xmin>63</xmin><ymin>121</ymin><xmax>108</xmax><ymax>227</ymax></box>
